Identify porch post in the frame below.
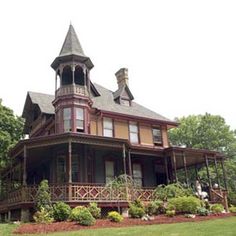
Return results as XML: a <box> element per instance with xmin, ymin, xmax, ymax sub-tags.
<box><xmin>122</xmin><ymin>144</ymin><xmax>127</xmax><ymax>176</ymax></box>
<box><xmin>23</xmin><ymin>145</ymin><xmax>27</xmax><ymax>186</ymax></box>
<box><xmin>164</xmin><ymin>154</ymin><xmax>170</xmax><ymax>184</ymax></box>
<box><xmin>214</xmin><ymin>156</ymin><xmax>220</xmax><ymax>187</ymax></box>
<box><xmin>182</xmin><ymin>151</ymin><xmax>188</xmax><ymax>186</ymax></box>
<box><xmin>128</xmin><ymin>149</ymin><xmax>132</xmax><ymax>177</ymax></box>
<box><xmin>172</xmin><ymin>151</ymin><xmax>178</xmax><ymax>182</ymax></box>
<box><xmin>221</xmin><ymin>158</ymin><xmax>228</xmax><ymax>190</ymax></box>
<box><xmin>205</xmin><ymin>155</ymin><xmax>212</xmax><ymax>188</ymax></box>
<box><xmin>68</xmin><ymin>140</ymin><xmax>72</xmax><ymax>201</ymax></box>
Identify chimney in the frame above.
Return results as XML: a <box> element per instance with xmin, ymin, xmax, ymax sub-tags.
<box><xmin>115</xmin><ymin>68</ymin><xmax>129</xmax><ymax>89</ymax></box>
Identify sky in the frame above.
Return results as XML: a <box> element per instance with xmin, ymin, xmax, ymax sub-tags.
<box><xmin>0</xmin><ymin>0</ymin><xmax>235</xmax><ymax>130</ymax></box>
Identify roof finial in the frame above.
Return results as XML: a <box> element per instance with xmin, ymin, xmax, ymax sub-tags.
<box><xmin>70</xmin><ymin>20</ymin><xmax>72</xmax><ymax>26</ymax></box>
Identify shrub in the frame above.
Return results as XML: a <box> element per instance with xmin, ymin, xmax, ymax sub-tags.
<box><xmin>129</xmin><ymin>205</ymin><xmax>145</xmax><ymax>218</ymax></box>
<box><xmin>87</xmin><ymin>203</ymin><xmax>101</xmax><ymax>219</ymax></box>
<box><xmin>168</xmin><ymin>196</ymin><xmax>201</xmax><ymax>214</ymax></box>
<box><xmin>229</xmin><ymin>206</ymin><xmax>236</xmax><ymax>213</ymax></box>
<box><xmin>35</xmin><ymin>180</ymin><xmax>52</xmax><ymax>213</ymax></box>
<box><xmin>70</xmin><ymin>206</ymin><xmax>86</xmax><ymax>221</ymax></box>
<box><xmin>33</xmin><ymin>207</ymin><xmax>54</xmax><ymax>223</ymax></box>
<box><xmin>53</xmin><ymin>202</ymin><xmax>71</xmax><ymax>221</ymax></box>
<box><xmin>132</xmin><ymin>199</ymin><xmax>144</xmax><ymax>208</ymax></box>
<box><xmin>71</xmin><ymin>206</ymin><xmax>95</xmax><ymax>226</ymax></box>
<box><xmin>154</xmin><ymin>183</ymin><xmax>193</xmax><ymax>201</ymax></box>
<box><xmin>197</xmin><ymin>207</ymin><xmax>209</xmax><ymax>216</ymax></box>
<box><xmin>211</xmin><ymin>204</ymin><xmax>224</xmax><ymax>213</ymax></box>
<box><xmin>145</xmin><ymin>200</ymin><xmax>165</xmax><ymax>215</ymax></box>
<box><xmin>166</xmin><ymin>210</ymin><xmax>175</xmax><ymax>217</ymax></box>
<box><xmin>108</xmin><ymin>211</ymin><xmax>123</xmax><ymax>222</ymax></box>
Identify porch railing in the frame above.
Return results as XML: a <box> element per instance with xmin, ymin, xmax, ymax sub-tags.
<box><xmin>0</xmin><ymin>184</ymin><xmax>156</xmax><ymax>209</ymax></box>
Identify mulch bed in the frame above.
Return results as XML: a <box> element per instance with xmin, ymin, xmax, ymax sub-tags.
<box><xmin>14</xmin><ymin>213</ymin><xmax>236</xmax><ymax>234</ymax></box>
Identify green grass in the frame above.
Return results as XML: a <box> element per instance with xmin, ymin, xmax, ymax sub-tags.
<box><xmin>0</xmin><ymin>223</ymin><xmax>18</xmax><ymax>236</ymax></box>
<box><xmin>1</xmin><ymin>217</ymin><xmax>236</xmax><ymax>236</ymax></box>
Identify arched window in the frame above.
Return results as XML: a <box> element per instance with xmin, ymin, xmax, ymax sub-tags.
<box><xmin>62</xmin><ymin>66</ymin><xmax>72</xmax><ymax>85</ymax></box>
<box><xmin>74</xmin><ymin>66</ymin><xmax>85</xmax><ymax>86</ymax></box>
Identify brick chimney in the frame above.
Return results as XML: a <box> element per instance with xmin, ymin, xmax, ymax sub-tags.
<box><xmin>115</xmin><ymin>68</ymin><xmax>129</xmax><ymax>89</ymax></box>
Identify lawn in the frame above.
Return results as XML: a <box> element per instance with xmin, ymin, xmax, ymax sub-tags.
<box><xmin>1</xmin><ymin>217</ymin><xmax>236</xmax><ymax>236</ymax></box>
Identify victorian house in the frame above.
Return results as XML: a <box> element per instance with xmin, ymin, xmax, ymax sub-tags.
<box><xmin>0</xmin><ymin>25</ymin><xmax>228</xmax><ymax>221</ymax></box>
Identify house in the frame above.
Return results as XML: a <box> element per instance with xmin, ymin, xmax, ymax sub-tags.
<box><xmin>0</xmin><ymin>25</ymin><xmax>228</xmax><ymax>221</ymax></box>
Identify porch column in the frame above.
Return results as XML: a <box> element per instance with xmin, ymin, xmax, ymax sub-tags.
<box><xmin>182</xmin><ymin>151</ymin><xmax>188</xmax><ymax>186</ymax></box>
<box><xmin>122</xmin><ymin>144</ymin><xmax>127</xmax><ymax>176</ymax></box>
<box><xmin>164</xmin><ymin>154</ymin><xmax>170</xmax><ymax>184</ymax></box>
<box><xmin>214</xmin><ymin>156</ymin><xmax>220</xmax><ymax>187</ymax></box>
<box><xmin>172</xmin><ymin>151</ymin><xmax>178</xmax><ymax>182</ymax></box>
<box><xmin>205</xmin><ymin>155</ymin><xmax>212</xmax><ymax>188</ymax></box>
<box><xmin>23</xmin><ymin>145</ymin><xmax>27</xmax><ymax>186</ymax></box>
<box><xmin>128</xmin><ymin>149</ymin><xmax>132</xmax><ymax>177</ymax></box>
<box><xmin>72</xmin><ymin>65</ymin><xmax>75</xmax><ymax>85</ymax></box>
<box><xmin>221</xmin><ymin>158</ymin><xmax>228</xmax><ymax>190</ymax></box>
<box><xmin>68</xmin><ymin>140</ymin><xmax>72</xmax><ymax>201</ymax></box>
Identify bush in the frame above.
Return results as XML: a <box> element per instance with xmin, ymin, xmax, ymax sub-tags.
<box><xmin>166</xmin><ymin>210</ymin><xmax>175</xmax><ymax>217</ymax></box>
<box><xmin>87</xmin><ymin>203</ymin><xmax>101</xmax><ymax>219</ymax></box>
<box><xmin>33</xmin><ymin>207</ymin><xmax>54</xmax><ymax>223</ymax></box>
<box><xmin>108</xmin><ymin>211</ymin><xmax>123</xmax><ymax>222</ymax></box>
<box><xmin>132</xmin><ymin>199</ymin><xmax>144</xmax><ymax>208</ymax></box>
<box><xmin>197</xmin><ymin>207</ymin><xmax>209</xmax><ymax>216</ymax></box>
<box><xmin>129</xmin><ymin>205</ymin><xmax>145</xmax><ymax>218</ymax></box>
<box><xmin>70</xmin><ymin>206</ymin><xmax>95</xmax><ymax>226</ymax></box>
<box><xmin>168</xmin><ymin>196</ymin><xmax>201</xmax><ymax>214</ymax></box>
<box><xmin>211</xmin><ymin>204</ymin><xmax>224</xmax><ymax>213</ymax></box>
<box><xmin>70</xmin><ymin>206</ymin><xmax>86</xmax><ymax>221</ymax></box>
<box><xmin>229</xmin><ymin>206</ymin><xmax>236</xmax><ymax>213</ymax></box>
<box><xmin>53</xmin><ymin>202</ymin><xmax>71</xmax><ymax>221</ymax></box>
<box><xmin>145</xmin><ymin>200</ymin><xmax>165</xmax><ymax>215</ymax></box>
<box><xmin>35</xmin><ymin>180</ymin><xmax>52</xmax><ymax>212</ymax></box>
<box><xmin>154</xmin><ymin>183</ymin><xmax>193</xmax><ymax>201</ymax></box>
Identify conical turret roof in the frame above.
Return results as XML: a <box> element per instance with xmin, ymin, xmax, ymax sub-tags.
<box><xmin>59</xmin><ymin>24</ymin><xmax>85</xmax><ymax>57</ymax></box>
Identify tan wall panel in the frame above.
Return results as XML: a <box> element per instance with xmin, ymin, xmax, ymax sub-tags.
<box><xmin>139</xmin><ymin>125</ymin><xmax>153</xmax><ymax>146</ymax></box>
<box><xmin>162</xmin><ymin>126</ymin><xmax>169</xmax><ymax>147</ymax></box>
<box><xmin>90</xmin><ymin>120</ymin><xmax>97</xmax><ymax>135</ymax></box>
<box><xmin>114</xmin><ymin>120</ymin><xmax>129</xmax><ymax>139</ymax></box>
<box><xmin>97</xmin><ymin>118</ymin><xmax>103</xmax><ymax>136</ymax></box>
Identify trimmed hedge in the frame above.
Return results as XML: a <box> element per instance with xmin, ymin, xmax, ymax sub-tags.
<box><xmin>53</xmin><ymin>202</ymin><xmax>71</xmax><ymax>221</ymax></box>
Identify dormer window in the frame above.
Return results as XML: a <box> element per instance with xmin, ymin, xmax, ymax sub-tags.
<box><xmin>63</xmin><ymin>108</ymin><xmax>71</xmax><ymax>132</ymax></box>
<box><xmin>75</xmin><ymin>107</ymin><xmax>84</xmax><ymax>132</ymax></box>
<box><xmin>121</xmin><ymin>99</ymin><xmax>130</xmax><ymax>107</ymax></box>
<box><xmin>152</xmin><ymin>127</ymin><xmax>162</xmax><ymax>145</ymax></box>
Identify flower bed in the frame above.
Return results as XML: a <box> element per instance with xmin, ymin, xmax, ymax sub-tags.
<box><xmin>14</xmin><ymin>213</ymin><xmax>235</xmax><ymax>234</ymax></box>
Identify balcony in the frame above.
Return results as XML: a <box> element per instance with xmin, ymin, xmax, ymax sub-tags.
<box><xmin>55</xmin><ymin>84</ymin><xmax>88</xmax><ymax>97</ymax></box>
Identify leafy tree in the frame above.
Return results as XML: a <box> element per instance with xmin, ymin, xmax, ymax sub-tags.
<box><xmin>0</xmin><ymin>99</ymin><xmax>24</xmax><ymax>168</ymax></box>
<box><xmin>169</xmin><ymin>113</ymin><xmax>236</xmax><ymax>158</ymax></box>
<box><xmin>168</xmin><ymin>113</ymin><xmax>236</xmax><ymax>203</ymax></box>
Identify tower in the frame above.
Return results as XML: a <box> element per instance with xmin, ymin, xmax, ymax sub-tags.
<box><xmin>51</xmin><ymin>25</ymin><xmax>94</xmax><ymax>134</ymax></box>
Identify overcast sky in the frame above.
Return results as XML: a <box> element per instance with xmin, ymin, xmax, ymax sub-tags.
<box><xmin>0</xmin><ymin>0</ymin><xmax>235</xmax><ymax>130</ymax></box>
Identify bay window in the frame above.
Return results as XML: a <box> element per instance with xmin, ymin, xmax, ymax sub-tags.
<box><xmin>63</xmin><ymin>108</ymin><xmax>71</xmax><ymax>132</ymax></box>
<box><xmin>75</xmin><ymin>107</ymin><xmax>84</xmax><ymax>132</ymax></box>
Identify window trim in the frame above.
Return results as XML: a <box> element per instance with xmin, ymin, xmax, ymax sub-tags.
<box><xmin>103</xmin><ymin>117</ymin><xmax>114</xmax><ymax>137</ymax></box>
<box><xmin>75</xmin><ymin>107</ymin><xmax>84</xmax><ymax>132</ymax></box>
<box><xmin>129</xmin><ymin>122</ymin><xmax>139</xmax><ymax>144</ymax></box>
<box><xmin>152</xmin><ymin>127</ymin><xmax>163</xmax><ymax>145</ymax></box>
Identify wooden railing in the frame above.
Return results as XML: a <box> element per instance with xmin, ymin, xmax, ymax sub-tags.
<box><xmin>210</xmin><ymin>188</ymin><xmax>229</xmax><ymax>212</ymax></box>
<box><xmin>0</xmin><ymin>184</ymin><xmax>156</xmax><ymax>209</ymax></box>
<box><xmin>56</xmin><ymin>84</ymin><xmax>88</xmax><ymax>97</ymax></box>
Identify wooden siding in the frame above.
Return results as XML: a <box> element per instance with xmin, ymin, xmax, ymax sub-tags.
<box><xmin>139</xmin><ymin>124</ymin><xmax>153</xmax><ymax>146</ymax></box>
<box><xmin>114</xmin><ymin>120</ymin><xmax>129</xmax><ymax>139</ymax></box>
<box><xmin>162</xmin><ymin>126</ymin><xmax>169</xmax><ymax>148</ymax></box>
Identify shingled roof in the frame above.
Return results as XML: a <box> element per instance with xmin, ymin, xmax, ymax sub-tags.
<box><xmin>23</xmin><ymin>84</ymin><xmax>175</xmax><ymax>127</ymax></box>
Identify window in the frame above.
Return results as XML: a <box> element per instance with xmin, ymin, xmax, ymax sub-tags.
<box><xmin>63</xmin><ymin>108</ymin><xmax>71</xmax><ymax>132</ymax></box>
<box><xmin>75</xmin><ymin>108</ymin><xmax>84</xmax><ymax>132</ymax></box>
<box><xmin>132</xmin><ymin>163</ymin><xmax>142</xmax><ymax>187</ymax></box>
<box><xmin>57</xmin><ymin>155</ymin><xmax>66</xmax><ymax>183</ymax></box>
<box><xmin>121</xmin><ymin>99</ymin><xmax>130</xmax><ymax>106</ymax></box>
<box><xmin>152</xmin><ymin>127</ymin><xmax>162</xmax><ymax>144</ymax></box>
<box><xmin>103</xmin><ymin>118</ymin><xmax>113</xmax><ymax>137</ymax></box>
<box><xmin>129</xmin><ymin>122</ymin><xmax>139</xmax><ymax>143</ymax></box>
<box><xmin>105</xmin><ymin>161</ymin><xmax>114</xmax><ymax>183</ymax></box>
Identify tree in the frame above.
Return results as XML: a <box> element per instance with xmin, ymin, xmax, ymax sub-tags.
<box><xmin>169</xmin><ymin>113</ymin><xmax>236</xmax><ymax>158</ymax></box>
<box><xmin>0</xmin><ymin>99</ymin><xmax>24</xmax><ymax>168</ymax></box>
<box><xmin>168</xmin><ymin>113</ymin><xmax>236</xmax><ymax>203</ymax></box>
